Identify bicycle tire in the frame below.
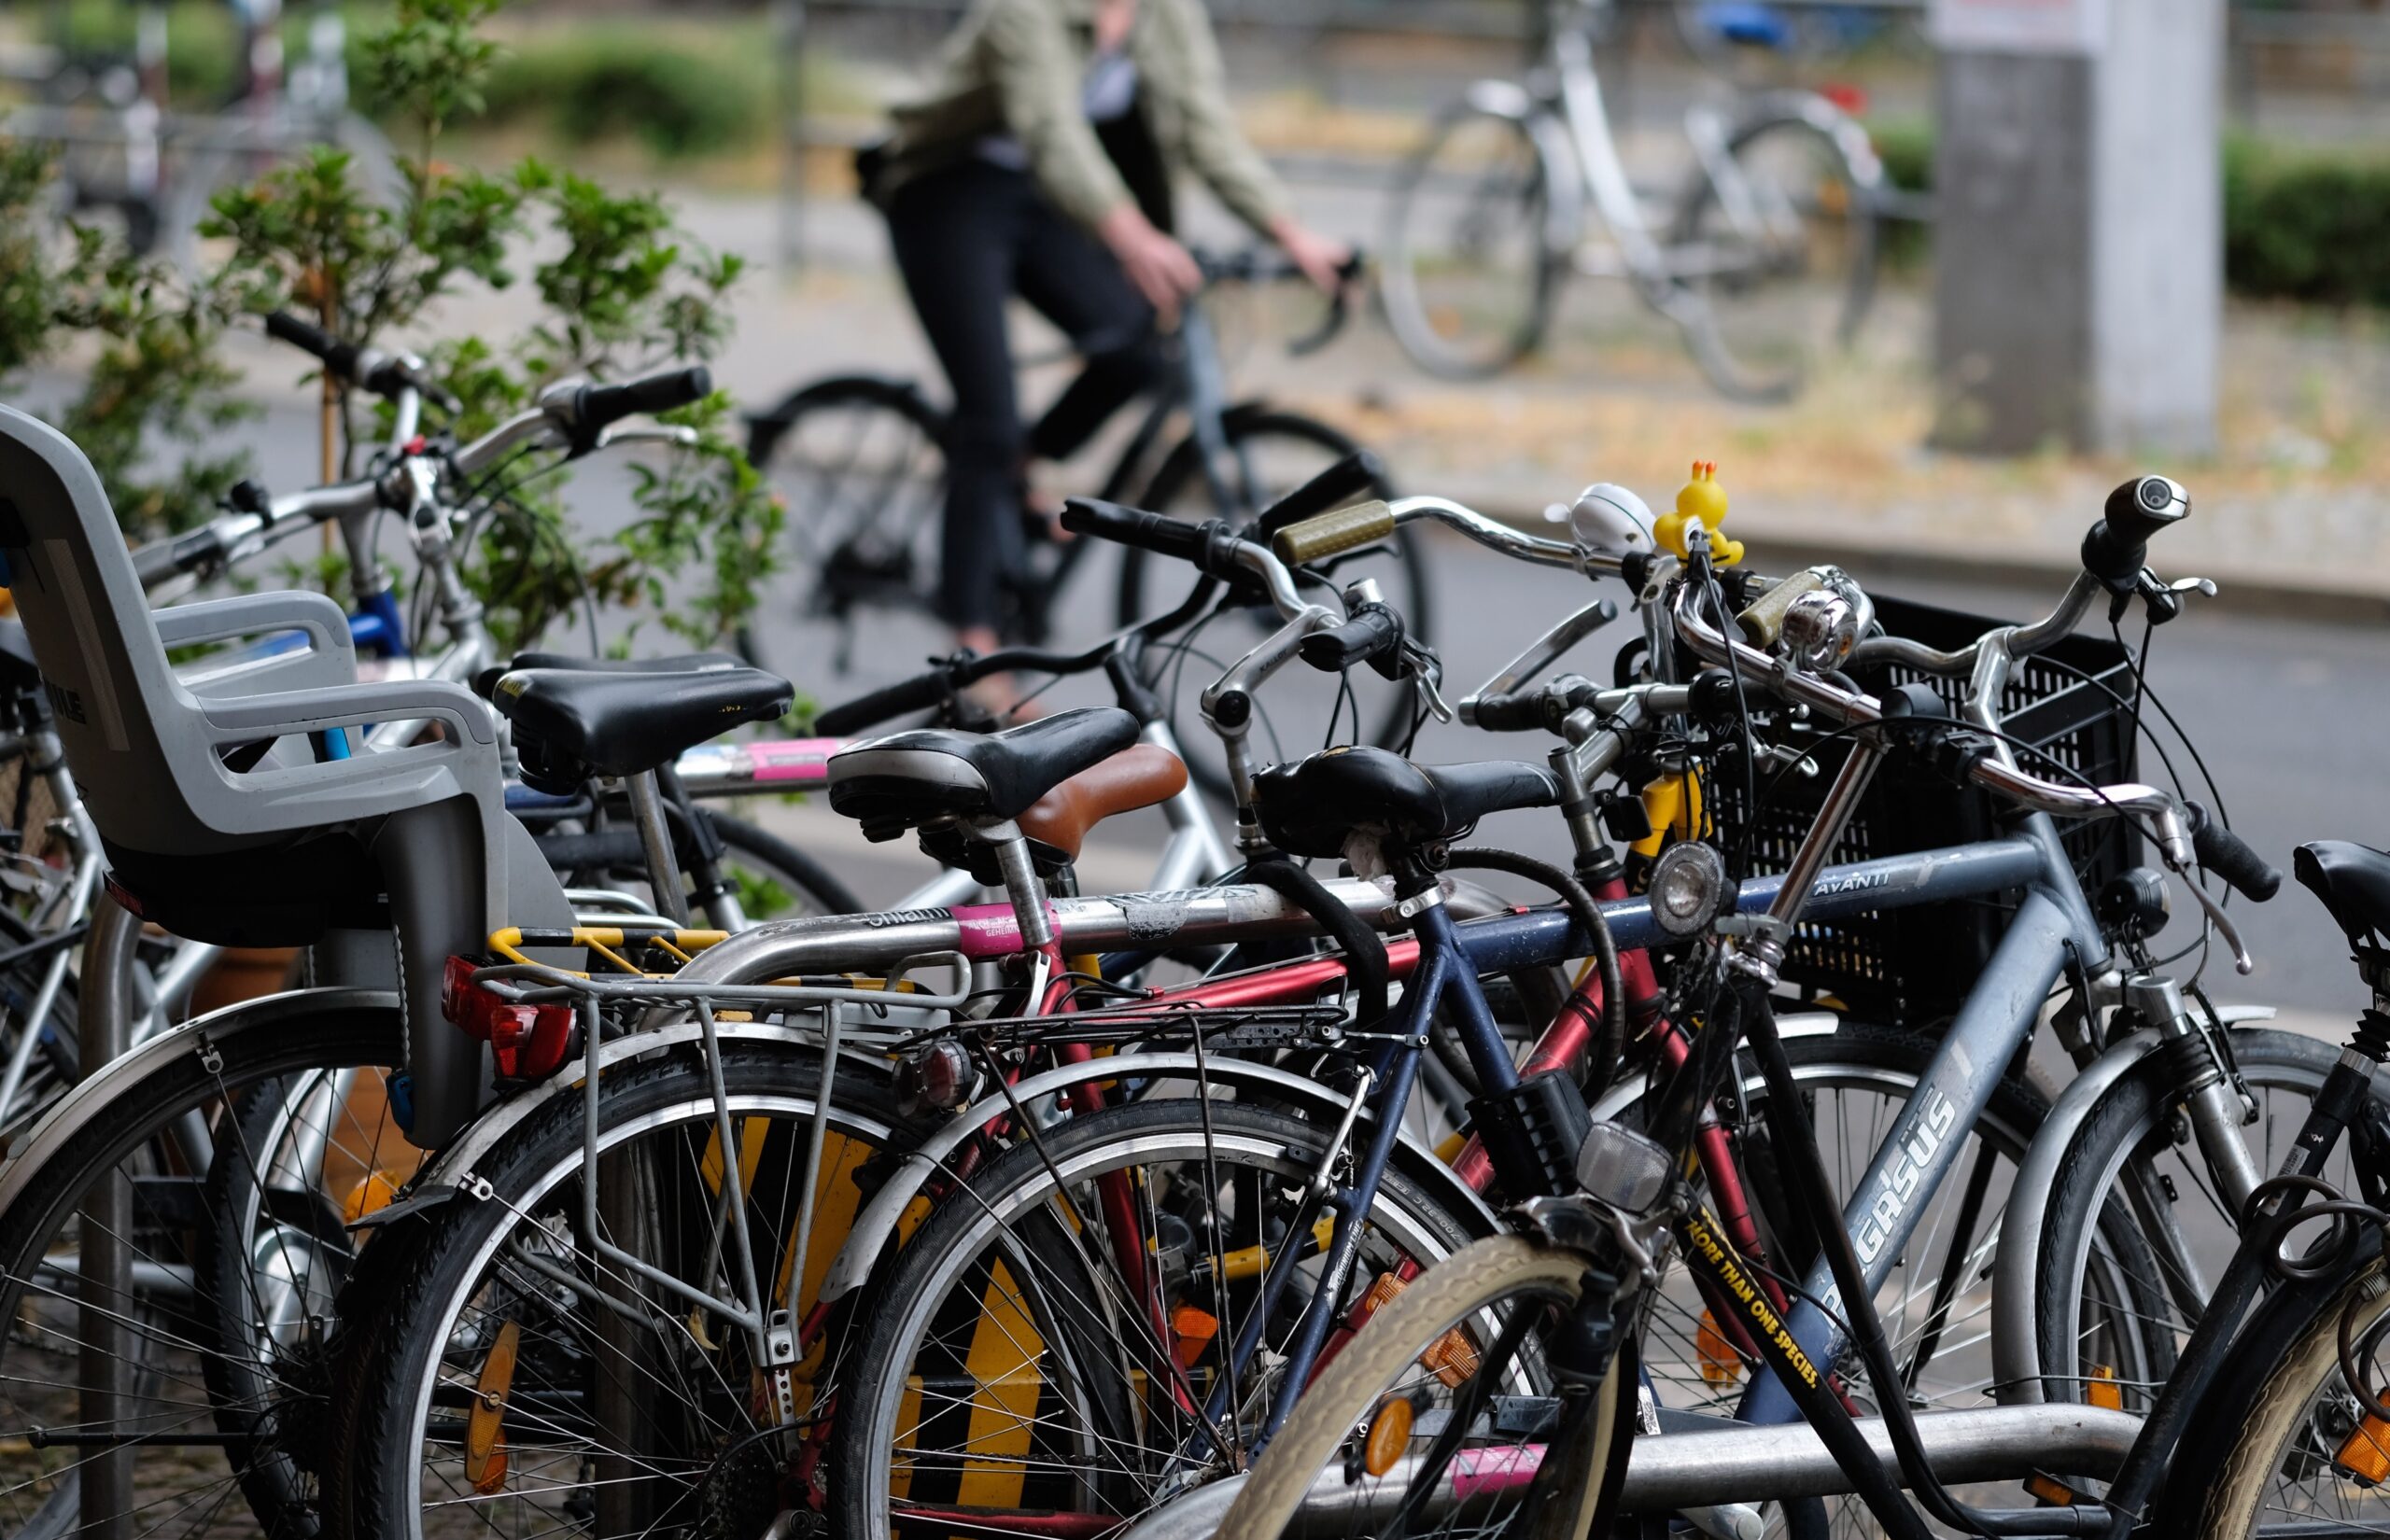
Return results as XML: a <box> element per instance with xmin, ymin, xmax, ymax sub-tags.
<box><xmin>2032</xmin><ymin>1027</ymin><xmax>2363</xmax><ymax>1415</ymax></box>
<box><xmin>1668</xmin><ymin>101</ymin><xmax>1877</xmax><ymax>403</ymax></box>
<box><xmin>2171</xmin><ymin>1253</ymin><xmax>2390</xmax><ymax>1536</ymax></box>
<box><xmin>1116</xmin><ymin>410</ymin><xmax>1425</xmax><ymax>800</ymax></box>
<box><xmin>0</xmin><ymin>1001</ymin><xmax>402</xmax><ymax>1540</ymax></box>
<box><xmin>739</xmin><ymin>374</ymin><xmax>950</xmax><ymax>676</ymax></box>
<box><xmin>1381</xmin><ymin>101</ymin><xmax>1565</xmax><ymax>380</ymax></box>
<box><xmin>334</xmin><ymin>1041</ymin><xmax>923</xmax><ymax>1540</ymax></box>
<box><xmin>1218</xmin><ymin>1233</ymin><xmax>1624</xmax><ymax>1538</ymax></box>
<box><xmin>826</xmin><ymin>1096</ymin><xmax>1488</xmax><ymax>1539</ymax></box>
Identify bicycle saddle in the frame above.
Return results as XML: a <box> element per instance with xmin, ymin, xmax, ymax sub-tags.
<box><xmin>2295</xmin><ymin>841</ymin><xmax>2390</xmax><ymax>946</ymax></box>
<box><xmin>829</xmin><ymin>707</ymin><xmax>1141</xmax><ymax>841</ymax></box>
<box><xmin>1254</xmin><ymin>746</ymin><xmax>1561</xmax><ymax>861</ymax></box>
<box><xmin>470</xmin><ymin>650</ymin><xmax>748</xmax><ymax>700</ymax></box>
<box><xmin>917</xmin><ymin>741</ymin><xmax>1188</xmax><ymax>880</ymax></box>
<box><xmin>492</xmin><ymin>665</ymin><xmax>794</xmax><ymax>793</ymax></box>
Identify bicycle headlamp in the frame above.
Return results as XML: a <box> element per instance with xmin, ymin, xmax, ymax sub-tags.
<box><xmin>1650</xmin><ymin>841</ymin><xmax>1729</xmax><ymax>938</ymax></box>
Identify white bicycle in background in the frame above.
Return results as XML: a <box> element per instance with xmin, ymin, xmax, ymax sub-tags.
<box><xmin>1381</xmin><ymin>0</ymin><xmax>1883</xmax><ymax>400</ymax></box>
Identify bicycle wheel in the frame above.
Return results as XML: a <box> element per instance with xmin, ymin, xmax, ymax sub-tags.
<box><xmin>1382</xmin><ymin>101</ymin><xmax>1564</xmax><ymax>380</ymax></box>
<box><xmin>335</xmin><ymin>1042</ymin><xmax>924</xmax><ymax>1540</ymax></box>
<box><xmin>2172</xmin><ymin>1254</ymin><xmax>2390</xmax><ymax>1537</ymax></box>
<box><xmin>1116</xmin><ymin>411</ymin><xmax>1427</xmax><ymax>800</ymax></box>
<box><xmin>1608</xmin><ymin>1017</ymin><xmax>2167</xmax><ymax>1538</ymax></box>
<box><xmin>0</xmin><ymin>998</ymin><xmax>403</xmax><ymax>1539</ymax></box>
<box><xmin>197</xmin><ymin>1064</ymin><xmax>419</xmax><ymax>1536</ymax></box>
<box><xmin>741</xmin><ymin>375</ymin><xmax>949</xmax><ymax>674</ymax></box>
<box><xmin>1222</xmin><ymin>1233</ymin><xmax>1625</xmax><ymax>1539</ymax></box>
<box><xmin>826</xmin><ymin>1096</ymin><xmax>1486</xmax><ymax>1539</ymax></box>
<box><xmin>705</xmin><ymin>810</ymin><xmax>863</xmax><ymax>920</ymax></box>
<box><xmin>1669</xmin><ymin>102</ymin><xmax>1877</xmax><ymax>403</ymax></box>
<box><xmin>2033</xmin><ymin>1028</ymin><xmax>2368</xmax><ymax>1417</ymax></box>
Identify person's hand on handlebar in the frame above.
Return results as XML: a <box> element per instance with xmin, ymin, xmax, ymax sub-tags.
<box><xmin>1269</xmin><ymin>215</ymin><xmax>1352</xmax><ymax>297</ymax></box>
<box><xmin>1097</xmin><ymin>203</ymin><xmax>1202</xmax><ymax>328</ymax></box>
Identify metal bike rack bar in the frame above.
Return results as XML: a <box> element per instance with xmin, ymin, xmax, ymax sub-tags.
<box><xmin>78</xmin><ymin>895</ymin><xmax>141</xmax><ymax>1540</ymax></box>
<box><xmin>1114</xmin><ymin>1404</ymin><xmax>2144</xmax><ymax>1538</ymax></box>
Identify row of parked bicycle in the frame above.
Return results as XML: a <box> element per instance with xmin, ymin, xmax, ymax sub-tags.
<box><xmin>0</xmin><ymin>309</ymin><xmax>2382</xmax><ymax>1540</ymax></box>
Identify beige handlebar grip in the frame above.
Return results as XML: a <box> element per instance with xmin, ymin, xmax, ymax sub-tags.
<box><xmin>1735</xmin><ymin>569</ymin><xmax>1828</xmax><ymax>648</ymax></box>
<box><xmin>1272</xmin><ymin>499</ymin><xmax>1396</xmax><ymax>567</ymax></box>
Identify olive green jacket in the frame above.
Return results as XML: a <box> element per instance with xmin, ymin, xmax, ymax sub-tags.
<box><xmin>878</xmin><ymin>0</ymin><xmax>1290</xmax><ymax>235</ymax></box>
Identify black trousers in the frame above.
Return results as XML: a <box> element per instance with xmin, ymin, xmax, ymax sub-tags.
<box><xmin>885</xmin><ymin>160</ymin><xmax>1163</xmax><ymax>633</ymax></box>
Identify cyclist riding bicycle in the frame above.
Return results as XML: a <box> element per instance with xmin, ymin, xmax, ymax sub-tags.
<box><xmin>861</xmin><ymin>0</ymin><xmax>1349</xmax><ymax>666</ymax></box>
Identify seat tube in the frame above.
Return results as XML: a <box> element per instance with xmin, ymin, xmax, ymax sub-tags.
<box><xmin>1737</xmin><ymin>889</ymin><xmax>2075</xmax><ymax>1425</ymax></box>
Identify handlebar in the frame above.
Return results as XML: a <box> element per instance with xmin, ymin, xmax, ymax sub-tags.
<box><xmin>1189</xmin><ymin>245</ymin><xmax>1365</xmax><ymax>357</ymax></box>
<box><xmin>1298</xmin><ymin>599</ymin><xmax>1404</xmax><ymax>676</ymax></box>
<box><xmin>1255</xmin><ymin>452</ymin><xmax>1385</xmax><ymax>539</ymax></box>
<box><xmin>558</xmin><ymin>366</ymin><xmax>713</xmax><ymax>454</ymax></box>
<box><xmin>2187</xmin><ymin>800</ymin><xmax>2281</xmax><ymax>903</ymax></box>
<box><xmin>263</xmin><ymin>311</ymin><xmax>458</xmax><ymax>413</ymax></box>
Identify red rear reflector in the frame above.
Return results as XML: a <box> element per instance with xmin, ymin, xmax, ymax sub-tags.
<box><xmin>1822</xmin><ymin>83</ymin><xmax>1868</xmax><ymax>115</ymax></box>
<box><xmin>442</xmin><ymin>954</ymin><xmax>576</xmax><ymax>1080</ymax></box>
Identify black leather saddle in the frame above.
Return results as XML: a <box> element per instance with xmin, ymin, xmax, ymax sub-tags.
<box><xmin>2296</xmin><ymin>841</ymin><xmax>2390</xmax><ymax>946</ymax></box>
<box><xmin>492</xmin><ymin>664</ymin><xmax>793</xmax><ymax>792</ymax></box>
<box><xmin>471</xmin><ymin>650</ymin><xmax>747</xmax><ymax>699</ymax></box>
<box><xmin>1255</xmin><ymin>746</ymin><xmax>1562</xmax><ymax>860</ymax></box>
<box><xmin>828</xmin><ymin>707</ymin><xmax>1140</xmax><ymax>842</ymax></box>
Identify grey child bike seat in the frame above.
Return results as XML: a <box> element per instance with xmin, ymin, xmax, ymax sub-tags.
<box><xmin>0</xmin><ymin>403</ymin><xmax>568</xmax><ymax>1146</ymax></box>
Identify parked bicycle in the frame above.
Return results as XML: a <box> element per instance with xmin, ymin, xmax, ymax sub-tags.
<box><xmin>1382</xmin><ymin>0</ymin><xmax>1881</xmax><ymax>399</ymax></box>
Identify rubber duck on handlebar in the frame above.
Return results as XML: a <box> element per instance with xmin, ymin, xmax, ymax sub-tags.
<box><xmin>1657</xmin><ymin>459</ymin><xmax>1743</xmax><ymax>567</ymax></box>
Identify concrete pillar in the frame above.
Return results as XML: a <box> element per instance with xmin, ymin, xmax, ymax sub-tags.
<box><xmin>1931</xmin><ymin>0</ymin><xmax>2223</xmax><ymax>456</ymax></box>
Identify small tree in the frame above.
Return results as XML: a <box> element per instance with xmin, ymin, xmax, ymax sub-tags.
<box><xmin>21</xmin><ymin>0</ymin><xmax>781</xmax><ymax>655</ymax></box>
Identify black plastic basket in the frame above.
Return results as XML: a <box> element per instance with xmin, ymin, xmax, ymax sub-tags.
<box><xmin>1701</xmin><ymin>593</ymin><xmax>2140</xmax><ymax>1026</ymax></box>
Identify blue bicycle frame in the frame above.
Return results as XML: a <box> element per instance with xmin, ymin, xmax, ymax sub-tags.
<box><xmin>1209</xmin><ymin>824</ymin><xmax>2086</xmax><ymax>1456</ymax></box>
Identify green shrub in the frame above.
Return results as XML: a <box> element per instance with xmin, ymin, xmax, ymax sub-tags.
<box><xmin>1862</xmin><ymin>121</ymin><xmax>2390</xmax><ymax>306</ymax></box>
<box><xmin>477</xmin><ymin>30</ymin><xmax>770</xmax><ymax>160</ymax></box>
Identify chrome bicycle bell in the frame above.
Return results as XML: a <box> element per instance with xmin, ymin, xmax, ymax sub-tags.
<box><xmin>1562</xmin><ymin>483</ymin><xmax>1657</xmax><ymax>560</ymax></box>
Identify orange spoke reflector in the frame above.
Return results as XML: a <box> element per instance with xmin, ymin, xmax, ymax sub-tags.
<box><xmin>1697</xmin><ymin>1309</ymin><xmax>1740</xmax><ymax>1386</ymax></box>
<box><xmin>1172</xmin><ymin>1303</ymin><xmax>1220</xmax><ymax>1370</ymax></box>
<box><xmin>342</xmin><ymin>1169</ymin><xmax>402</xmax><ymax>1225</ymax></box>
<box><xmin>1364</xmin><ymin>1393</ymin><xmax>1416</xmax><ymax>1478</ymax></box>
<box><xmin>464</xmin><ymin>1318</ymin><xmax>522</xmax><ymax>1494</ymax></box>
<box><xmin>2025</xmin><ymin>1474</ymin><xmax>2074</xmax><ymax>1505</ymax></box>
<box><xmin>2087</xmin><ymin>1365</ymin><xmax>2123</xmax><ymax>1412</ymax></box>
<box><xmin>1421</xmin><ymin>1324</ymin><xmax>1481</xmax><ymax>1390</ymax></box>
<box><xmin>2336</xmin><ymin>1390</ymin><xmax>2390</xmax><ymax>1486</ymax></box>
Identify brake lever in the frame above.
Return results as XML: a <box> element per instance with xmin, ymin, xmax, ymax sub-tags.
<box><xmin>2168</xmin><ymin>858</ymin><xmax>2256</xmax><ymax>974</ymax></box>
<box><xmin>593</xmin><ymin>424</ymin><xmax>702</xmax><ymax>453</ymax></box>
<box><xmin>1406</xmin><ymin>639</ymin><xmax>1455</xmax><ymax>723</ymax></box>
<box><xmin>2115</xmin><ymin>567</ymin><xmax>2216</xmax><ymax>626</ymax></box>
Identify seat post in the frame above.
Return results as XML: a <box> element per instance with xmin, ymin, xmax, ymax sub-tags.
<box><xmin>975</xmin><ymin>819</ymin><xmax>1055</xmax><ymax>949</ymax></box>
<box><xmin>623</xmin><ymin>769</ymin><xmax>689</xmax><ymax>926</ymax></box>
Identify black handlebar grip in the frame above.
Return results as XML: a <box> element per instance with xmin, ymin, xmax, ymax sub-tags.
<box><xmin>1256</xmin><ymin>452</ymin><xmax>1385</xmax><ymax>539</ymax></box>
<box><xmin>1059</xmin><ymin>497</ymin><xmax>1210</xmax><ymax>563</ymax></box>
<box><xmin>815</xmin><ymin>667</ymin><xmax>956</xmax><ymax>737</ymax></box>
<box><xmin>2187</xmin><ymin>801</ymin><xmax>2281</xmax><ymax>903</ymax></box>
<box><xmin>264</xmin><ymin>310</ymin><xmax>361</xmax><ymax>383</ymax></box>
<box><xmin>574</xmin><ymin>365</ymin><xmax>714</xmax><ymax>441</ymax></box>
<box><xmin>1298</xmin><ymin>602</ymin><xmax>1403</xmax><ymax>674</ymax></box>
<box><xmin>2082</xmin><ymin>474</ymin><xmax>2190</xmax><ymax>585</ymax></box>
<box><xmin>1469</xmin><ymin>691</ymin><xmax>1548</xmax><ymax>733</ymax></box>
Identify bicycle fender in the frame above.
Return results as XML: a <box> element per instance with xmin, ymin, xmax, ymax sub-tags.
<box><xmin>0</xmin><ymin>987</ymin><xmax>401</xmax><ymax>1217</ymax></box>
<box><xmin>1988</xmin><ymin>1004</ymin><xmax>2281</xmax><ymax>1404</ymax></box>
<box><xmin>373</xmin><ymin>1018</ymin><xmax>894</xmax><ymax>1230</ymax></box>
<box><xmin>1730</xmin><ymin>88</ymin><xmax>1886</xmax><ymax>194</ymax></box>
<box><xmin>816</xmin><ymin>1052</ymin><xmax>1502</xmax><ymax>1305</ymax></box>
<box><xmin>1453</xmin><ymin>80</ymin><xmax>1585</xmax><ymax>254</ymax></box>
